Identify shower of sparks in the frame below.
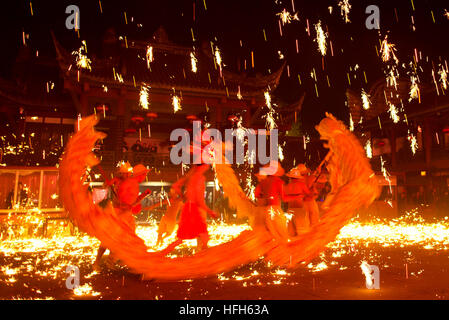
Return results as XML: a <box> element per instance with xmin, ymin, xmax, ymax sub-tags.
<box><xmin>386</xmin><ymin>66</ymin><xmax>399</xmax><ymax>89</ymax></box>
<box><xmin>139</xmin><ymin>84</ymin><xmax>150</xmax><ymax>110</ymax></box>
<box><xmin>214</xmin><ymin>46</ymin><xmax>223</xmax><ymax>75</ymax></box>
<box><xmin>264</xmin><ymin>91</ymin><xmax>272</xmax><ymax>109</ymax></box>
<box><xmin>276</xmin><ymin>9</ymin><xmax>299</xmax><ymax>25</ymax></box>
<box><xmin>445</xmin><ymin>9</ymin><xmax>449</xmax><ymax>19</ymax></box>
<box><xmin>314</xmin><ymin>21</ymin><xmax>327</xmax><ymax>56</ymax></box>
<box><xmin>190</xmin><ymin>52</ymin><xmax>198</xmax><ymax>73</ymax></box>
<box><xmin>235</xmin><ymin>117</ymin><xmax>248</xmax><ymax>143</ymax></box>
<box><xmin>72</xmin><ymin>41</ymin><xmax>92</xmax><ymax>71</ymax></box>
<box><xmin>361</xmin><ymin>89</ymin><xmax>371</xmax><ymax>110</ymax></box>
<box><xmin>278</xmin><ymin>144</ymin><xmax>284</xmax><ymax>161</ymax></box>
<box><xmin>338</xmin><ymin>0</ymin><xmax>351</xmax><ymax>23</ymax></box>
<box><xmin>380</xmin><ymin>36</ymin><xmax>399</xmax><ymax>64</ymax></box>
<box><xmin>349</xmin><ymin>113</ymin><xmax>354</xmax><ymax>131</ymax></box>
<box><xmin>438</xmin><ymin>65</ymin><xmax>448</xmax><ymax>90</ymax></box>
<box><xmin>172</xmin><ymin>95</ymin><xmax>182</xmax><ymax>113</ymax></box>
<box><xmin>408</xmin><ymin>131</ymin><xmax>418</xmax><ymax>154</ymax></box>
<box><xmin>380</xmin><ymin>155</ymin><xmax>393</xmax><ymax>193</ymax></box>
<box><xmin>388</xmin><ymin>103</ymin><xmax>400</xmax><ymax>123</ymax></box>
<box><xmin>2</xmin><ymin>206</ymin><xmax>449</xmax><ymax>299</ymax></box>
<box><xmin>308</xmin><ymin>261</ymin><xmax>328</xmax><ymax>273</ymax></box>
<box><xmin>365</xmin><ymin>140</ymin><xmax>372</xmax><ymax>158</ymax></box>
<box><xmin>245</xmin><ymin>174</ymin><xmax>256</xmax><ymax>201</ymax></box>
<box><xmin>263</xmin><ymin>91</ymin><xmax>276</xmax><ymax>130</ymax></box>
<box><xmin>146</xmin><ymin>46</ymin><xmax>153</xmax><ymax>68</ymax></box>
<box><xmin>74</xmin><ymin>284</ymin><xmax>100</xmax><ymax>297</ymax></box>
<box><xmin>409</xmin><ymin>76</ymin><xmax>420</xmax><ymax>102</ymax></box>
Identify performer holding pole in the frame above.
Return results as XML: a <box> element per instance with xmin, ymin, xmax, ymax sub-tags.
<box><xmin>285</xmin><ymin>160</ymin><xmax>328</xmax><ymax>235</ymax></box>
<box><xmin>93</xmin><ymin>163</ymin><xmax>151</xmax><ymax>270</ymax></box>
<box><xmin>254</xmin><ymin>160</ymin><xmax>291</xmax><ymax>241</ymax></box>
<box><xmin>159</xmin><ymin>164</ymin><xmax>217</xmax><ymax>256</ymax></box>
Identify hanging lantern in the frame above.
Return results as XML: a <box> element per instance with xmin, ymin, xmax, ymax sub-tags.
<box><xmin>125</xmin><ymin>128</ymin><xmax>137</xmax><ymax>135</ymax></box>
<box><xmin>131</xmin><ymin>115</ymin><xmax>145</xmax><ymax>123</ymax></box>
<box><xmin>95</xmin><ymin>104</ymin><xmax>109</xmax><ymax>117</ymax></box>
<box><xmin>146</xmin><ymin>112</ymin><xmax>158</xmax><ymax>121</ymax></box>
<box><xmin>186</xmin><ymin>114</ymin><xmax>198</xmax><ymax>122</ymax></box>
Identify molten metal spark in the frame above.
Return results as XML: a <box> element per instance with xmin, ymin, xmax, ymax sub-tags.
<box><xmin>338</xmin><ymin>0</ymin><xmax>351</xmax><ymax>23</ymax></box>
<box><xmin>190</xmin><ymin>52</ymin><xmax>198</xmax><ymax>73</ymax></box>
<box><xmin>365</xmin><ymin>140</ymin><xmax>372</xmax><ymax>158</ymax></box>
<box><xmin>172</xmin><ymin>95</ymin><xmax>182</xmax><ymax>113</ymax></box>
<box><xmin>214</xmin><ymin>46</ymin><xmax>223</xmax><ymax>75</ymax></box>
<box><xmin>380</xmin><ymin>36</ymin><xmax>398</xmax><ymax>64</ymax></box>
<box><xmin>386</xmin><ymin>66</ymin><xmax>399</xmax><ymax>89</ymax></box>
<box><xmin>409</xmin><ymin>76</ymin><xmax>420</xmax><ymax>102</ymax></box>
<box><xmin>438</xmin><ymin>64</ymin><xmax>448</xmax><ymax>90</ymax></box>
<box><xmin>314</xmin><ymin>21</ymin><xmax>327</xmax><ymax>56</ymax></box>
<box><xmin>388</xmin><ymin>103</ymin><xmax>400</xmax><ymax>123</ymax></box>
<box><xmin>408</xmin><ymin>131</ymin><xmax>418</xmax><ymax>154</ymax></box>
<box><xmin>264</xmin><ymin>91</ymin><xmax>272</xmax><ymax>109</ymax></box>
<box><xmin>72</xmin><ymin>41</ymin><xmax>92</xmax><ymax>71</ymax></box>
<box><xmin>139</xmin><ymin>84</ymin><xmax>150</xmax><ymax>110</ymax></box>
<box><xmin>263</xmin><ymin>91</ymin><xmax>276</xmax><ymax>130</ymax></box>
<box><xmin>361</xmin><ymin>89</ymin><xmax>371</xmax><ymax>110</ymax></box>
<box><xmin>380</xmin><ymin>156</ymin><xmax>392</xmax><ymax>193</ymax></box>
<box><xmin>245</xmin><ymin>174</ymin><xmax>256</xmax><ymax>201</ymax></box>
<box><xmin>278</xmin><ymin>144</ymin><xmax>284</xmax><ymax>161</ymax></box>
<box><xmin>146</xmin><ymin>46</ymin><xmax>153</xmax><ymax>68</ymax></box>
<box><xmin>276</xmin><ymin>9</ymin><xmax>299</xmax><ymax>25</ymax></box>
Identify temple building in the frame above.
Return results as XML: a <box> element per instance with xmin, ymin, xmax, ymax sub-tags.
<box><xmin>347</xmin><ymin>78</ymin><xmax>449</xmax><ymax>210</ymax></box>
<box><xmin>52</xmin><ymin>27</ymin><xmax>285</xmax><ymax>175</ymax></box>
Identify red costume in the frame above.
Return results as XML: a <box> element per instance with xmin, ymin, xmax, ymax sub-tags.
<box><xmin>254</xmin><ymin>176</ymin><xmax>286</xmax><ymax>206</ymax></box>
<box><xmin>174</xmin><ymin>166</ymin><xmax>212</xmax><ymax>240</ymax></box>
<box><xmin>160</xmin><ymin>165</ymin><xmax>216</xmax><ymax>255</ymax></box>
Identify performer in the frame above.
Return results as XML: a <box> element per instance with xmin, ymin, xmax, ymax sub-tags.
<box><xmin>254</xmin><ymin>160</ymin><xmax>291</xmax><ymax>241</ymax></box>
<box><xmin>93</xmin><ymin>163</ymin><xmax>151</xmax><ymax>270</ymax></box>
<box><xmin>285</xmin><ymin>163</ymin><xmax>323</xmax><ymax>235</ymax></box>
<box><xmin>159</xmin><ymin>164</ymin><xmax>217</xmax><ymax>255</ymax></box>
<box><xmin>285</xmin><ymin>164</ymin><xmax>309</xmax><ymax>235</ymax></box>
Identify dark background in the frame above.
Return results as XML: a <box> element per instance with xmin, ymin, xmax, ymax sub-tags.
<box><xmin>0</xmin><ymin>0</ymin><xmax>448</xmax><ymax>134</ymax></box>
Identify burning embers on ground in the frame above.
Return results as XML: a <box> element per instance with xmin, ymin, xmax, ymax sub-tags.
<box><xmin>0</xmin><ymin>208</ymin><xmax>448</xmax><ymax>299</ymax></box>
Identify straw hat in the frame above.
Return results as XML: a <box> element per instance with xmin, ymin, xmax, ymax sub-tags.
<box><xmin>258</xmin><ymin>160</ymin><xmax>285</xmax><ymax>176</ymax></box>
<box><xmin>132</xmin><ymin>164</ymin><xmax>150</xmax><ymax>177</ymax></box>
<box><xmin>118</xmin><ymin>161</ymin><xmax>133</xmax><ymax>174</ymax></box>
<box><xmin>286</xmin><ymin>164</ymin><xmax>310</xmax><ymax>179</ymax></box>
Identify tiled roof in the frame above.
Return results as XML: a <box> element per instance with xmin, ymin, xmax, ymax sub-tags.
<box><xmin>52</xmin><ymin>32</ymin><xmax>284</xmax><ymax>98</ymax></box>
<box><xmin>347</xmin><ymin>78</ymin><xmax>434</xmax><ymax>129</ymax></box>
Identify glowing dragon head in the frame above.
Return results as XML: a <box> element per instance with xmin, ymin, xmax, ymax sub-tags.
<box><xmin>315</xmin><ymin>112</ymin><xmax>347</xmax><ymax>141</ymax></box>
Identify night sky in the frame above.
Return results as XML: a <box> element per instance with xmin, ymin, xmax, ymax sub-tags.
<box><xmin>1</xmin><ymin>0</ymin><xmax>449</xmax><ymax>133</ymax></box>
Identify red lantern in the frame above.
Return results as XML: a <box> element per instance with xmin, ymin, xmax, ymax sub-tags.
<box><xmin>96</xmin><ymin>104</ymin><xmax>109</xmax><ymax>112</ymax></box>
<box><xmin>131</xmin><ymin>115</ymin><xmax>144</xmax><ymax>123</ymax></box>
<box><xmin>125</xmin><ymin>128</ymin><xmax>137</xmax><ymax>135</ymax></box>
<box><xmin>146</xmin><ymin>112</ymin><xmax>158</xmax><ymax>120</ymax></box>
<box><xmin>186</xmin><ymin>114</ymin><xmax>198</xmax><ymax>121</ymax></box>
